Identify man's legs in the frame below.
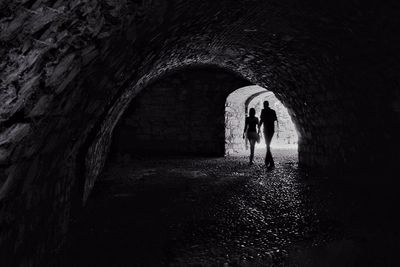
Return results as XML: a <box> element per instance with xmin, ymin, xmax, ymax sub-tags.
<box><xmin>264</xmin><ymin>131</ymin><xmax>275</xmax><ymax>168</ymax></box>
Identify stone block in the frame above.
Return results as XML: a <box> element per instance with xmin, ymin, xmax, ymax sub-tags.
<box><xmin>28</xmin><ymin>95</ymin><xmax>53</xmax><ymax>117</ymax></box>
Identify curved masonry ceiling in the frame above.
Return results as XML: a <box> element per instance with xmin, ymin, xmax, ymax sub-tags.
<box><xmin>245</xmin><ymin>91</ymin><xmax>271</xmax><ymax>112</ymax></box>
<box><xmin>0</xmin><ymin>0</ymin><xmax>399</xmax><ymax>265</ymax></box>
<box><xmin>226</xmin><ymin>85</ymin><xmax>269</xmax><ymax>111</ymax></box>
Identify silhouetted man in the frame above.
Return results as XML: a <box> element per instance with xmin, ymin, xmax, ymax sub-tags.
<box><xmin>259</xmin><ymin>101</ymin><xmax>278</xmax><ymax>170</ymax></box>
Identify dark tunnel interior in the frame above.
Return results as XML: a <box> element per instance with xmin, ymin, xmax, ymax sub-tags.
<box><xmin>1</xmin><ymin>0</ymin><xmax>400</xmax><ymax>266</ymax></box>
<box><xmin>110</xmin><ymin>68</ymin><xmax>251</xmax><ymax>158</ymax></box>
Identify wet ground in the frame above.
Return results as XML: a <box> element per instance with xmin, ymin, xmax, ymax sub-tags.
<box><xmin>65</xmin><ymin>148</ymin><xmax>399</xmax><ymax>266</ymax></box>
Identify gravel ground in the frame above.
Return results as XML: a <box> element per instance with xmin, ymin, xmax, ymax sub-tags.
<box><xmin>64</xmin><ymin>148</ymin><xmax>400</xmax><ymax>267</ymax></box>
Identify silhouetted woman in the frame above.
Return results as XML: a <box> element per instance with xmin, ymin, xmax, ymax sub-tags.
<box><xmin>243</xmin><ymin>108</ymin><xmax>259</xmax><ymax>165</ymax></box>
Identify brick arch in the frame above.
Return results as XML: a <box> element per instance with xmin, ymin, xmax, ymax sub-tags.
<box><xmin>245</xmin><ymin>90</ymin><xmax>270</xmax><ymax>115</ymax></box>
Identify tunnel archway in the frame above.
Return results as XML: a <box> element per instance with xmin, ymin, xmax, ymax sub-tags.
<box><xmin>107</xmin><ymin>73</ymin><xmax>299</xmax><ymax>162</ymax></box>
<box><xmin>0</xmin><ymin>1</ymin><xmax>399</xmax><ymax>265</ymax></box>
<box><xmin>225</xmin><ymin>85</ymin><xmax>299</xmax><ymax>155</ymax></box>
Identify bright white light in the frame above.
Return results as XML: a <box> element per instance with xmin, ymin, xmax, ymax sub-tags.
<box><xmin>225</xmin><ymin>86</ymin><xmax>298</xmax><ymax>155</ymax></box>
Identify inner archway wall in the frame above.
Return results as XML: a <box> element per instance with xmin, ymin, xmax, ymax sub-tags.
<box><xmin>110</xmin><ymin>68</ymin><xmax>250</xmax><ymax>158</ymax></box>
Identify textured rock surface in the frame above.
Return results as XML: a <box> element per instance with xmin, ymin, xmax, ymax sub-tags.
<box><xmin>0</xmin><ymin>0</ymin><xmax>399</xmax><ymax>265</ymax></box>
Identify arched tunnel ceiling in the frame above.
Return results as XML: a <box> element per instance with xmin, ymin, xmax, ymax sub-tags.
<box><xmin>245</xmin><ymin>90</ymin><xmax>272</xmax><ymax>111</ymax></box>
<box><xmin>228</xmin><ymin>86</ymin><xmax>268</xmax><ymax>105</ymax></box>
<box><xmin>1</xmin><ymin>0</ymin><xmax>399</xmax><ymax>152</ymax></box>
<box><xmin>226</xmin><ymin>85</ymin><xmax>272</xmax><ymax>114</ymax></box>
<box><xmin>0</xmin><ymin>1</ymin><xmax>400</xmax><ymax>265</ymax></box>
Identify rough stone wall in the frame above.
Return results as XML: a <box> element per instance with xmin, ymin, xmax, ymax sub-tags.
<box><xmin>0</xmin><ymin>0</ymin><xmax>169</xmax><ymax>265</ymax></box>
<box><xmin>111</xmin><ymin>69</ymin><xmax>249</xmax><ymax>157</ymax></box>
<box><xmin>225</xmin><ymin>100</ymin><xmax>246</xmax><ymax>155</ymax></box>
<box><xmin>0</xmin><ymin>0</ymin><xmax>399</xmax><ymax>265</ymax></box>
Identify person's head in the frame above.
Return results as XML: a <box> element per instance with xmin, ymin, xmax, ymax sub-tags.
<box><xmin>249</xmin><ymin>108</ymin><xmax>256</xmax><ymax>117</ymax></box>
<box><xmin>263</xmin><ymin>101</ymin><xmax>269</xmax><ymax>108</ymax></box>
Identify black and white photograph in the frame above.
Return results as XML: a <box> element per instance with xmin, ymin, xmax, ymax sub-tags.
<box><xmin>0</xmin><ymin>0</ymin><xmax>399</xmax><ymax>266</ymax></box>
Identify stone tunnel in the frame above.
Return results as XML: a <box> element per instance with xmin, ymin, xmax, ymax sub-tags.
<box><xmin>0</xmin><ymin>0</ymin><xmax>400</xmax><ymax>266</ymax></box>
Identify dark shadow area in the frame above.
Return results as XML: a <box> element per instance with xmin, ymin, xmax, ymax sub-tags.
<box><xmin>110</xmin><ymin>68</ymin><xmax>250</xmax><ymax>158</ymax></box>
<box><xmin>63</xmin><ymin>149</ymin><xmax>400</xmax><ymax>266</ymax></box>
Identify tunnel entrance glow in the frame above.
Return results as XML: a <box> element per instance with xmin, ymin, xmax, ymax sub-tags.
<box><xmin>225</xmin><ymin>85</ymin><xmax>298</xmax><ymax>155</ymax></box>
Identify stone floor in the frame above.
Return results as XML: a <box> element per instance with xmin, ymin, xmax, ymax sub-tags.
<box><xmin>64</xmin><ymin>148</ymin><xmax>399</xmax><ymax>266</ymax></box>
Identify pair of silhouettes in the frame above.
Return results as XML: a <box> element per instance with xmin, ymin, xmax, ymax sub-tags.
<box><xmin>243</xmin><ymin>101</ymin><xmax>278</xmax><ymax>169</ymax></box>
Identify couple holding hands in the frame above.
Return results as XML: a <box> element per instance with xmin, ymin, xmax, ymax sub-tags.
<box><xmin>243</xmin><ymin>101</ymin><xmax>278</xmax><ymax>169</ymax></box>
